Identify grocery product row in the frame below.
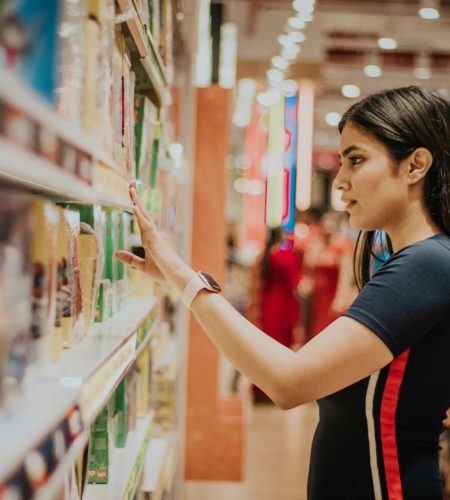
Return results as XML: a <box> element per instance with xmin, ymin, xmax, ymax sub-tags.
<box><xmin>1</xmin><ymin>321</ymin><xmax>179</xmax><ymax>499</ymax></box>
<box><xmin>0</xmin><ymin>0</ymin><xmax>175</xmax><ymax>208</ymax></box>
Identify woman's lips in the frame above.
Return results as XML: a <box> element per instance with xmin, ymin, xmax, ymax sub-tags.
<box><xmin>345</xmin><ymin>200</ymin><xmax>357</xmax><ymax>210</ymax></box>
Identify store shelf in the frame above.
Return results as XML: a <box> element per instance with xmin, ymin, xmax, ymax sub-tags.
<box><xmin>83</xmin><ymin>411</ymin><xmax>155</xmax><ymax>500</ymax></box>
<box><xmin>116</xmin><ymin>0</ymin><xmax>171</xmax><ymax>106</ymax></box>
<box><xmin>0</xmin><ymin>137</ymin><xmax>131</xmax><ymax>210</ymax></box>
<box><xmin>34</xmin><ymin>429</ymin><xmax>89</xmax><ymax>500</ymax></box>
<box><xmin>0</xmin><ymin>296</ymin><xmax>158</xmax><ymax>492</ymax></box>
<box><xmin>59</xmin><ymin>296</ymin><xmax>159</xmax><ymax>425</ymax></box>
<box><xmin>0</xmin><ymin>385</ymin><xmax>80</xmax><ymax>482</ymax></box>
<box><xmin>140</xmin><ymin>436</ymin><xmax>177</xmax><ymax>500</ymax></box>
<box><xmin>0</xmin><ymin>71</ymin><xmax>125</xmax><ymax>176</ymax></box>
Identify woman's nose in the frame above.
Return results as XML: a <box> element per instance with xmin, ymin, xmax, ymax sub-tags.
<box><xmin>333</xmin><ymin>167</ymin><xmax>350</xmax><ymax>191</ymax></box>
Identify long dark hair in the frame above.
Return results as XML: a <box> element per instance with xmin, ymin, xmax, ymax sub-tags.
<box><xmin>338</xmin><ymin>86</ymin><xmax>450</xmax><ymax>289</ymax></box>
<box><xmin>261</xmin><ymin>227</ymin><xmax>282</xmax><ymax>280</ymax></box>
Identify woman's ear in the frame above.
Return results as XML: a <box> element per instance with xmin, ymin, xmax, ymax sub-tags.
<box><xmin>407</xmin><ymin>147</ymin><xmax>433</xmax><ymax>184</ymax></box>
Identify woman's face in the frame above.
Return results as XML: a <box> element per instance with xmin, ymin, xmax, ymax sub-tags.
<box><xmin>333</xmin><ymin>123</ymin><xmax>409</xmax><ymax>232</ymax></box>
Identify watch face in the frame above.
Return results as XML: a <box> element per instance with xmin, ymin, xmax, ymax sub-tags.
<box><xmin>198</xmin><ymin>272</ymin><xmax>221</xmax><ymax>293</ymax></box>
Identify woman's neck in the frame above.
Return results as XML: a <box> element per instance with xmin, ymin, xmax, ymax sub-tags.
<box><xmin>385</xmin><ymin>199</ymin><xmax>442</xmax><ymax>253</ymax></box>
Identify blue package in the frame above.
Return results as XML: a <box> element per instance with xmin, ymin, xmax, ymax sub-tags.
<box><xmin>7</xmin><ymin>0</ymin><xmax>61</xmax><ymax>106</ymax></box>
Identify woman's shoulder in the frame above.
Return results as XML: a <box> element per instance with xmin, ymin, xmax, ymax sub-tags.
<box><xmin>383</xmin><ymin>234</ymin><xmax>450</xmax><ymax>276</ymax></box>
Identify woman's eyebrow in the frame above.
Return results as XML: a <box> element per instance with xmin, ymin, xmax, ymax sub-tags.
<box><xmin>339</xmin><ymin>145</ymin><xmax>367</xmax><ymax>158</ymax></box>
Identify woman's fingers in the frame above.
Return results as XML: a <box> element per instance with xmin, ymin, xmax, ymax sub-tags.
<box><xmin>115</xmin><ymin>250</ymin><xmax>145</xmax><ymax>271</ymax></box>
<box><xmin>133</xmin><ymin>205</ymin><xmax>155</xmax><ymax>246</ymax></box>
<box><xmin>129</xmin><ymin>185</ymin><xmax>149</xmax><ymax>221</ymax></box>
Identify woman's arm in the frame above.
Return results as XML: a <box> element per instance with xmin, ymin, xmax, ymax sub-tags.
<box><xmin>116</xmin><ymin>184</ymin><xmax>393</xmax><ymax>409</ymax></box>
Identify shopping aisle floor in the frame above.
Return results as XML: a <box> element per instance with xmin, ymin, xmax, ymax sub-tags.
<box><xmin>184</xmin><ymin>401</ymin><xmax>319</xmax><ymax>500</ymax></box>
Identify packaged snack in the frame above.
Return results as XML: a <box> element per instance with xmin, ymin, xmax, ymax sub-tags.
<box><xmin>31</xmin><ymin>200</ymin><xmax>59</xmax><ymax>369</ymax></box>
<box><xmin>63</xmin><ymin>210</ymin><xmax>83</xmax><ymax>347</ymax></box>
<box><xmin>134</xmin><ymin>94</ymin><xmax>157</xmax><ymax>182</ymax></box>
<box><xmin>2</xmin><ymin>0</ymin><xmax>61</xmax><ymax>106</ymax></box>
<box><xmin>0</xmin><ymin>193</ymin><xmax>32</xmax><ymax>401</ymax></box>
<box><xmin>56</xmin><ymin>0</ymin><xmax>86</xmax><ymax>125</ymax></box>
<box><xmin>83</xmin><ymin>16</ymin><xmax>101</xmax><ymax>139</ymax></box>
<box><xmin>78</xmin><ymin>223</ymin><xmax>100</xmax><ymax>336</ymax></box>
<box><xmin>113</xmin><ymin>378</ymin><xmax>128</xmax><ymax>448</ymax></box>
<box><xmin>136</xmin><ymin>347</ymin><xmax>150</xmax><ymax>418</ymax></box>
<box><xmin>87</xmin><ymin>405</ymin><xmax>109</xmax><ymax>484</ymax></box>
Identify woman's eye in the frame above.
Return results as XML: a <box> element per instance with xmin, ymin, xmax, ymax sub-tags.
<box><xmin>348</xmin><ymin>156</ymin><xmax>363</xmax><ymax>165</ymax></box>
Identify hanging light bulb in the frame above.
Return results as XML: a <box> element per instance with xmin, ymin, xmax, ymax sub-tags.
<box><xmin>414</xmin><ymin>51</ymin><xmax>432</xmax><ymax>79</ymax></box>
<box><xmin>419</xmin><ymin>0</ymin><xmax>440</xmax><ymax>19</ymax></box>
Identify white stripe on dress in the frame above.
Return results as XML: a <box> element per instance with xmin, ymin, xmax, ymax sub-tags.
<box><xmin>366</xmin><ymin>371</ymin><xmax>383</xmax><ymax>500</ymax></box>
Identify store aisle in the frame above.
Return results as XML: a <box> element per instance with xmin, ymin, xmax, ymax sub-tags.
<box><xmin>184</xmin><ymin>401</ymin><xmax>319</xmax><ymax>500</ymax></box>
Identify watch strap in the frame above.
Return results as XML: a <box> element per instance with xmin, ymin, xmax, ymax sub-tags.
<box><xmin>181</xmin><ymin>273</ymin><xmax>207</xmax><ymax>308</ymax></box>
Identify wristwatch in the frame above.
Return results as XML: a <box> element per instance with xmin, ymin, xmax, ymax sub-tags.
<box><xmin>181</xmin><ymin>271</ymin><xmax>221</xmax><ymax>308</ymax></box>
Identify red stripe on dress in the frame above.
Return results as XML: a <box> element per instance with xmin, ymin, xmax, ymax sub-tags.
<box><xmin>380</xmin><ymin>348</ymin><xmax>410</xmax><ymax>500</ymax></box>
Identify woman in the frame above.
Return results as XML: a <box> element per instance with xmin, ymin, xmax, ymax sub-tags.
<box><xmin>301</xmin><ymin>211</ymin><xmax>354</xmax><ymax>338</ymax></box>
<box><xmin>117</xmin><ymin>86</ymin><xmax>450</xmax><ymax>499</ymax></box>
<box><xmin>253</xmin><ymin>227</ymin><xmax>301</xmax><ymax>399</ymax></box>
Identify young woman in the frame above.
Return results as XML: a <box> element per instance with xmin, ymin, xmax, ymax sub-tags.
<box><xmin>116</xmin><ymin>86</ymin><xmax>450</xmax><ymax>499</ymax></box>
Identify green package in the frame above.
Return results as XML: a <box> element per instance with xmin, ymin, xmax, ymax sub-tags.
<box><xmin>103</xmin><ymin>210</ymin><xmax>115</xmax><ymax>281</ymax></box>
<box><xmin>114</xmin><ymin>378</ymin><xmax>128</xmax><ymax>448</ymax></box>
<box><xmin>87</xmin><ymin>406</ymin><xmax>109</xmax><ymax>484</ymax></box>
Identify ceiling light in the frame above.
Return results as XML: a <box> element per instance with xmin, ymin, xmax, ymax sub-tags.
<box><xmin>419</xmin><ymin>0</ymin><xmax>440</xmax><ymax>18</ymax></box>
<box><xmin>414</xmin><ymin>51</ymin><xmax>432</xmax><ymax>79</ymax></box>
<box><xmin>419</xmin><ymin>8</ymin><xmax>440</xmax><ymax>19</ymax></box>
<box><xmin>325</xmin><ymin>112</ymin><xmax>342</xmax><ymax>127</ymax></box>
<box><xmin>288</xmin><ymin>31</ymin><xmax>305</xmax><ymax>44</ymax></box>
<box><xmin>292</xmin><ymin>0</ymin><xmax>315</xmax><ymax>15</ymax></box>
<box><xmin>234</xmin><ymin>178</ymin><xmax>248</xmax><ymax>194</ymax></box>
<box><xmin>278</xmin><ymin>34</ymin><xmax>297</xmax><ymax>49</ymax></box>
<box><xmin>364</xmin><ymin>64</ymin><xmax>382</xmax><ymax>77</ymax></box>
<box><xmin>282</xmin><ymin>79</ymin><xmax>298</xmax><ymax>96</ymax></box>
<box><xmin>257</xmin><ymin>90</ymin><xmax>281</xmax><ymax>108</ymax></box>
<box><xmin>267</xmin><ymin>68</ymin><xmax>284</xmax><ymax>83</ymax></box>
<box><xmin>271</xmin><ymin>55</ymin><xmax>289</xmax><ymax>70</ymax></box>
<box><xmin>378</xmin><ymin>37</ymin><xmax>397</xmax><ymax>50</ymax></box>
<box><xmin>282</xmin><ymin>44</ymin><xmax>301</xmax><ymax>57</ymax></box>
<box><xmin>341</xmin><ymin>84</ymin><xmax>361</xmax><ymax>98</ymax></box>
<box><xmin>287</xmin><ymin>17</ymin><xmax>306</xmax><ymax>30</ymax></box>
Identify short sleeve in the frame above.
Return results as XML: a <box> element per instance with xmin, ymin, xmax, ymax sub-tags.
<box><xmin>343</xmin><ymin>238</ymin><xmax>450</xmax><ymax>357</ymax></box>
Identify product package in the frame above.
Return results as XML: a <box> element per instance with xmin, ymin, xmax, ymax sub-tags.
<box><xmin>87</xmin><ymin>405</ymin><xmax>109</xmax><ymax>484</ymax></box>
<box><xmin>61</xmin><ymin>210</ymin><xmax>83</xmax><ymax>347</ymax></box>
<box><xmin>113</xmin><ymin>378</ymin><xmax>128</xmax><ymax>448</ymax></box>
<box><xmin>0</xmin><ymin>193</ymin><xmax>33</xmax><ymax>403</ymax></box>
<box><xmin>126</xmin><ymin>365</ymin><xmax>137</xmax><ymax>431</ymax></box>
<box><xmin>83</xmin><ymin>15</ymin><xmax>101</xmax><ymax>139</ymax></box>
<box><xmin>96</xmin><ymin>0</ymin><xmax>116</xmax><ymax>157</ymax></box>
<box><xmin>31</xmin><ymin>199</ymin><xmax>59</xmax><ymax>371</ymax></box>
<box><xmin>134</xmin><ymin>94</ymin><xmax>157</xmax><ymax>182</ymax></box>
<box><xmin>1</xmin><ymin>0</ymin><xmax>61</xmax><ymax>106</ymax></box>
<box><xmin>136</xmin><ymin>347</ymin><xmax>151</xmax><ymax>418</ymax></box>
<box><xmin>53</xmin><ymin>208</ymin><xmax>70</xmax><ymax>361</ymax></box>
<box><xmin>78</xmin><ymin>223</ymin><xmax>100</xmax><ymax>336</ymax></box>
<box><xmin>64</xmin><ymin>204</ymin><xmax>105</xmax><ymax>334</ymax></box>
<box><xmin>56</xmin><ymin>0</ymin><xmax>86</xmax><ymax>125</ymax></box>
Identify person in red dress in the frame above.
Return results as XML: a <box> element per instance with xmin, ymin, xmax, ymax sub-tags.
<box><xmin>250</xmin><ymin>228</ymin><xmax>301</xmax><ymax>400</ymax></box>
<box><xmin>301</xmin><ymin>212</ymin><xmax>354</xmax><ymax>338</ymax></box>
<box><xmin>260</xmin><ymin>228</ymin><xmax>301</xmax><ymax>348</ymax></box>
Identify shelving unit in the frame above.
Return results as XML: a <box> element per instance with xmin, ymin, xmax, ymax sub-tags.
<box><xmin>0</xmin><ymin>297</ymin><xmax>159</xmax><ymax>493</ymax></box>
<box><xmin>0</xmin><ymin>0</ymin><xmax>185</xmax><ymax>498</ymax></box>
<box><xmin>83</xmin><ymin>411</ymin><xmax>155</xmax><ymax>500</ymax></box>
<box><xmin>116</xmin><ymin>0</ymin><xmax>171</xmax><ymax>107</ymax></box>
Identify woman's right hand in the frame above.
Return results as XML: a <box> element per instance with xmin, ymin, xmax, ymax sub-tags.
<box><xmin>115</xmin><ymin>182</ymin><xmax>195</xmax><ymax>291</ymax></box>
<box><xmin>115</xmin><ymin>182</ymin><xmax>166</xmax><ymax>283</ymax></box>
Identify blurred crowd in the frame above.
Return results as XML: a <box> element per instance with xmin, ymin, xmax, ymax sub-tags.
<box><xmin>224</xmin><ymin>208</ymin><xmax>358</xmax><ymax>398</ymax></box>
